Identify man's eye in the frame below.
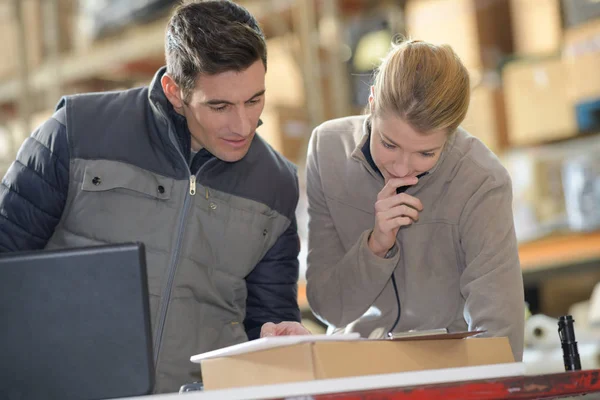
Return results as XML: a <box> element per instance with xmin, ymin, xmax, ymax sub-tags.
<box><xmin>421</xmin><ymin>152</ymin><xmax>435</xmax><ymax>158</ymax></box>
<box><xmin>211</xmin><ymin>105</ymin><xmax>228</xmax><ymax>112</ymax></box>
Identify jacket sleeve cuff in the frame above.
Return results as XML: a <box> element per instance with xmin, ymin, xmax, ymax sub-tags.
<box><xmin>361</xmin><ymin>230</ymin><xmax>400</xmax><ymax>270</ymax></box>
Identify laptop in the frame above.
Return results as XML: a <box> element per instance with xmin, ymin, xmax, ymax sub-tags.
<box><xmin>0</xmin><ymin>243</ymin><xmax>154</xmax><ymax>400</ymax></box>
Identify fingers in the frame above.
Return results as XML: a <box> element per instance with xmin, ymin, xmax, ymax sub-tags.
<box><xmin>260</xmin><ymin>322</ymin><xmax>276</xmax><ymax>338</ymax></box>
<box><xmin>378</xmin><ymin>177</ymin><xmax>419</xmax><ymax>200</ymax></box>
<box><xmin>384</xmin><ymin>203</ymin><xmax>420</xmax><ymax>222</ymax></box>
<box><xmin>390</xmin><ymin>193</ymin><xmax>423</xmax><ymax>212</ymax></box>
<box><xmin>390</xmin><ymin>216</ymin><xmax>413</xmax><ymax>230</ymax></box>
<box><xmin>370</xmin><ymin>178</ymin><xmax>423</xmax><ymax>257</ymax></box>
<box><xmin>278</xmin><ymin>322</ymin><xmax>312</xmax><ymax>336</ymax></box>
<box><xmin>260</xmin><ymin>322</ymin><xmax>312</xmax><ymax>338</ymax></box>
<box><xmin>376</xmin><ymin>215</ymin><xmax>413</xmax><ymax>233</ymax></box>
<box><xmin>375</xmin><ymin>192</ymin><xmax>423</xmax><ymax>214</ymax></box>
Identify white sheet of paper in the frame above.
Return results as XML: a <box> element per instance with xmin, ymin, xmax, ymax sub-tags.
<box><xmin>190</xmin><ymin>333</ymin><xmax>361</xmax><ymax>363</ymax></box>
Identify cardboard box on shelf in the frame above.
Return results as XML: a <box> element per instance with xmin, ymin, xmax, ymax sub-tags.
<box><xmin>503</xmin><ymin>58</ymin><xmax>577</xmax><ymax>146</ymax></box>
<box><xmin>259</xmin><ymin>105</ymin><xmax>309</xmax><ymax>165</ymax></box>
<box><xmin>564</xmin><ymin>53</ymin><xmax>600</xmax><ymax>105</ymax></box>
<box><xmin>265</xmin><ymin>35</ymin><xmax>305</xmax><ymax>108</ymax></box>
<box><xmin>461</xmin><ymin>83</ymin><xmax>508</xmax><ymax>153</ymax></box>
<box><xmin>405</xmin><ymin>0</ymin><xmax>513</xmax><ymax>71</ymax></box>
<box><xmin>193</xmin><ymin>333</ymin><xmax>516</xmax><ymax>390</ymax></box>
<box><xmin>563</xmin><ymin>19</ymin><xmax>600</xmax><ymax>108</ymax></box>
<box><xmin>541</xmin><ymin>269</ymin><xmax>600</xmax><ymax>317</ymax></box>
<box><xmin>509</xmin><ymin>0</ymin><xmax>562</xmax><ymax>56</ymax></box>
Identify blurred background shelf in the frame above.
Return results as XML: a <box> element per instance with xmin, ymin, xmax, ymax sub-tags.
<box><xmin>0</xmin><ymin>15</ymin><xmax>168</xmax><ymax>104</ymax></box>
<box><xmin>520</xmin><ymin>230</ymin><xmax>600</xmax><ymax>276</ymax></box>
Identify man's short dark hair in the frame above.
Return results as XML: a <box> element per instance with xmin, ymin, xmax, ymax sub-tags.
<box><xmin>165</xmin><ymin>0</ymin><xmax>267</xmax><ymax>99</ymax></box>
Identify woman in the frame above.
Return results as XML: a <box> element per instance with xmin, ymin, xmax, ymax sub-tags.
<box><xmin>305</xmin><ymin>39</ymin><xmax>524</xmax><ymax>361</ymax></box>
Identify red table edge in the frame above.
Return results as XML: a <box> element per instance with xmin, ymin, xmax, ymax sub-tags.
<box><xmin>275</xmin><ymin>369</ymin><xmax>600</xmax><ymax>400</ymax></box>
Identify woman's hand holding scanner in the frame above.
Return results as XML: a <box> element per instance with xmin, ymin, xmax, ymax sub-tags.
<box><xmin>368</xmin><ymin>177</ymin><xmax>423</xmax><ymax>258</ymax></box>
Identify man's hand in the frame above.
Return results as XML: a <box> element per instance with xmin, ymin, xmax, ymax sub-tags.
<box><xmin>368</xmin><ymin>177</ymin><xmax>423</xmax><ymax>258</ymax></box>
<box><xmin>260</xmin><ymin>321</ymin><xmax>312</xmax><ymax>337</ymax></box>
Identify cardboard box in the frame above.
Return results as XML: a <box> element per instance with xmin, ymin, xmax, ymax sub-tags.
<box><xmin>265</xmin><ymin>35</ymin><xmax>305</xmax><ymax>108</ymax></box>
<box><xmin>259</xmin><ymin>105</ymin><xmax>309</xmax><ymax>165</ymax></box>
<box><xmin>563</xmin><ymin>20</ymin><xmax>600</xmax><ymax>103</ymax></box>
<box><xmin>195</xmin><ymin>334</ymin><xmax>515</xmax><ymax>390</ymax></box>
<box><xmin>503</xmin><ymin>58</ymin><xmax>577</xmax><ymax>146</ymax></box>
<box><xmin>510</xmin><ymin>0</ymin><xmax>562</xmax><ymax>56</ymax></box>
<box><xmin>565</xmin><ymin>53</ymin><xmax>600</xmax><ymax>104</ymax></box>
<box><xmin>541</xmin><ymin>269</ymin><xmax>600</xmax><ymax>317</ymax></box>
<box><xmin>461</xmin><ymin>84</ymin><xmax>508</xmax><ymax>153</ymax></box>
<box><xmin>405</xmin><ymin>0</ymin><xmax>513</xmax><ymax>71</ymax></box>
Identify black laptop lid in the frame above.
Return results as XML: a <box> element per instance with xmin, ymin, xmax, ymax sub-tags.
<box><xmin>0</xmin><ymin>243</ymin><xmax>154</xmax><ymax>400</ymax></box>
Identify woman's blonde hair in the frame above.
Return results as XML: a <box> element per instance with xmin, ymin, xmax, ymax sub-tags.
<box><xmin>371</xmin><ymin>38</ymin><xmax>470</xmax><ymax>134</ymax></box>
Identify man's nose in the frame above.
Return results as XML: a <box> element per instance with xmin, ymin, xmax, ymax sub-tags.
<box><xmin>230</xmin><ymin>108</ymin><xmax>251</xmax><ymax>137</ymax></box>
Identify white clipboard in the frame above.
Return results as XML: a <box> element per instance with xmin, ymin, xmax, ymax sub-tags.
<box><xmin>190</xmin><ymin>333</ymin><xmax>361</xmax><ymax>363</ymax></box>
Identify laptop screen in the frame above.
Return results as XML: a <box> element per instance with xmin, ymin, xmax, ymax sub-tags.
<box><xmin>0</xmin><ymin>243</ymin><xmax>154</xmax><ymax>400</ymax></box>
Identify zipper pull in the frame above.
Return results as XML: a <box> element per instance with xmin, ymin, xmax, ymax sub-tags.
<box><xmin>205</xmin><ymin>187</ymin><xmax>209</xmax><ymax>199</ymax></box>
<box><xmin>189</xmin><ymin>175</ymin><xmax>196</xmax><ymax>196</ymax></box>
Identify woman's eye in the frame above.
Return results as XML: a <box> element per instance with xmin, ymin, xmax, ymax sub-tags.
<box><xmin>381</xmin><ymin>140</ymin><xmax>395</xmax><ymax>149</ymax></box>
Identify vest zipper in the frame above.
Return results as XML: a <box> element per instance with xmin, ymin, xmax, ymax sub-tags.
<box><xmin>154</xmin><ymin>183</ymin><xmax>192</xmax><ymax>363</ymax></box>
<box><xmin>189</xmin><ymin>175</ymin><xmax>196</xmax><ymax>196</ymax></box>
<box><xmin>154</xmin><ymin>130</ymin><xmax>202</xmax><ymax>367</ymax></box>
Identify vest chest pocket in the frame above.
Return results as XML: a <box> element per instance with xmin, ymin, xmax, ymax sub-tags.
<box><xmin>66</xmin><ymin>159</ymin><xmax>176</xmax><ymax>243</ymax></box>
<box><xmin>81</xmin><ymin>160</ymin><xmax>173</xmax><ymax>200</ymax></box>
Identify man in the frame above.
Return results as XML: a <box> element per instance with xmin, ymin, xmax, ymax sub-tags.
<box><xmin>0</xmin><ymin>0</ymin><xmax>308</xmax><ymax>393</ymax></box>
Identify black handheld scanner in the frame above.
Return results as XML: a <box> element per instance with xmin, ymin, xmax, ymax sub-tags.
<box><xmin>558</xmin><ymin>315</ymin><xmax>581</xmax><ymax>371</ymax></box>
<box><xmin>395</xmin><ymin>172</ymin><xmax>429</xmax><ymax>194</ymax></box>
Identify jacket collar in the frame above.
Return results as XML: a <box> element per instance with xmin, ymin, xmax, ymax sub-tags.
<box><xmin>147</xmin><ymin>67</ymin><xmax>194</xmax><ymax>169</ymax></box>
<box><xmin>148</xmin><ymin>66</ymin><xmax>174</xmax><ymax>128</ymax></box>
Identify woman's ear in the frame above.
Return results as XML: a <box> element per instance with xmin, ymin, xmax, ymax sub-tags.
<box><xmin>161</xmin><ymin>74</ymin><xmax>184</xmax><ymax>111</ymax></box>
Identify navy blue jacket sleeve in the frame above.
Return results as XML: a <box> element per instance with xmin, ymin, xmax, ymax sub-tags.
<box><xmin>0</xmin><ymin>108</ymin><xmax>69</xmax><ymax>252</ymax></box>
<box><xmin>244</xmin><ymin>216</ymin><xmax>301</xmax><ymax>340</ymax></box>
